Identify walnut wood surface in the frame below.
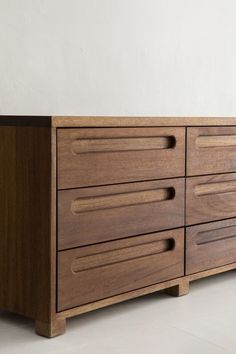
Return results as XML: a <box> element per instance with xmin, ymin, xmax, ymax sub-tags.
<box><xmin>0</xmin><ymin>116</ymin><xmax>236</xmax><ymax>338</ymax></box>
<box><xmin>35</xmin><ymin>318</ymin><xmax>66</xmax><ymax>338</ymax></box>
<box><xmin>58</xmin><ymin>178</ymin><xmax>185</xmax><ymax>250</ymax></box>
<box><xmin>57</xmin><ymin>229</ymin><xmax>184</xmax><ymax>311</ymax></box>
<box><xmin>187</xmin><ymin>127</ymin><xmax>236</xmax><ymax>176</ymax></box>
<box><xmin>1</xmin><ymin>116</ymin><xmax>236</xmax><ymax>128</ymax></box>
<box><xmin>0</xmin><ymin>126</ymin><xmax>56</xmax><ymax>323</ymax></box>
<box><xmin>52</xmin><ymin>116</ymin><xmax>236</xmax><ymax>127</ymax></box>
<box><xmin>186</xmin><ymin>218</ymin><xmax>236</xmax><ymax>274</ymax></box>
<box><xmin>57</xmin><ymin>127</ymin><xmax>185</xmax><ymax>189</ymax></box>
<box><xmin>57</xmin><ymin>263</ymin><xmax>236</xmax><ymax>320</ymax></box>
<box><xmin>186</xmin><ymin>173</ymin><xmax>236</xmax><ymax>225</ymax></box>
<box><xmin>164</xmin><ymin>280</ymin><xmax>189</xmax><ymax>297</ymax></box>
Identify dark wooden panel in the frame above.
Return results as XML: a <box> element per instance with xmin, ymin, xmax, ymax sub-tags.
<box><xmin>0</xmin><ymin>116</ymin><xmax>51</xmax><ymax>126</ymax></box>
<box><xmin>187</xmin><ymin>127</ymin><xmax>236</xmax><ymax>176</ymax></box>
<box><xmin>0</xmin><ymin>126</ymin><xmax>56</xmax><ymax>323</ymax></box>
<box><xmin>186</xmin><ymin>173</ymin><xmax>236</xmax><ymax>225</ymax></box>
<box><xmin>57</xmin><ymin>127</ymin><xmax>185</xmax><ymax>189</ymax></box>
<box><xmin>58</xmin><ymin>178</ymin><xmax>185</xmax><ymax>250</ymax></box>
<box><xmin>186</xmin><ymin>219</ymin><xmax>236</xmax><ymax>274</ymax></box>
<box><xmin>57</xmin><ymin>228</ymin><xmax>185</xmax><ymax>311</ymax></box>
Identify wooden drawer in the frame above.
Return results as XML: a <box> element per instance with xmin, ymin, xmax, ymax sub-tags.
<box><xmin>58</xmin><ymin>228</ymin><xmax>184</xmax><ymax>311</ymax></box>
<box><xmin>186</xmin><ymin>173</ymin><xmax>236</xmax><ymax>225</ymax></box>
<box><xmin>57</xmin><ymin>127</ymin><xmax>185</xmax><ymax>189</ymax></box>
<box><xmin>58</xmin><ymin>178</ymin><xmax>185</xmax><ymax>250</ymax></box>
<box><xmin>186</xmin><ymin>219</ymin><xmax>236</xmax><ymax>274</ymax></box>
<box><xmin>187</xmin><ymin>127</ymin><xmax>236</xmax><ymax>176</ymax></box>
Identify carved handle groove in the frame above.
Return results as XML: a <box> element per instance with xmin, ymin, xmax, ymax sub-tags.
<box><xmin>196</xmin><ymin>135</ymin><xmax>236</xmax><ymax>148</ymax></box>
<box><xmin>196</xmin><ymin>225</ymin><xmax>236</xmax><ymax>245</ymax></box>
<box><xmin>71</xmin><ymin>238</ymin><xmax>175</xmax><ymax>273</ymax></box>
<box><xmin>195</xmin><ymin>181</ymin><xmax>236</xmax><ymax>196</ymax></box>
<box><xmin>71</xmin><ymin>136</ymin><xmax>176</xmax><ymax>154</ymax></box>
<box><xmin>71</xmin><ymin>187</ymin><xmax>175</xmax><ymax>214</ymax></box>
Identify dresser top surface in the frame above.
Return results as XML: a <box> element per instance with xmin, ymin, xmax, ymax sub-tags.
<box><xmin>1</xmin><ymin>116</ymin><xmax>236</xmax><ymax>127</ymax></box>
<box><xmin>52</xmin><ymin>116</ymin><xmax>236</xmax><ymax>127</ymax></box>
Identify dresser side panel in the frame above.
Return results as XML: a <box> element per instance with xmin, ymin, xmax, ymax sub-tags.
<box><xmin>0</xmin><ymin>125</ymin><xmax>55</xmax><ymax>322</ymax></box>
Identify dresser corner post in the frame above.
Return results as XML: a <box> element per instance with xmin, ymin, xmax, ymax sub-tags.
<box><xmin>33</xmin><ymin>124</ymin><xmax>60</xmax><ymax>338</ymax></box>
<box><xmin>164</xmin><ymin>280</ymin><xmax>190</xmax><ymax>297</ymax></box>
<box><xmin>35</xmin><ymin>317</ymin><xmax>66</xmax><ymax>338</ymax></box>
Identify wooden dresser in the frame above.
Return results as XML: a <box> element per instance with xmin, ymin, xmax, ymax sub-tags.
<box><xmin>1</xmin><ymin>116</ymin><xmax>236</xmax><ymax>337</ymax></box>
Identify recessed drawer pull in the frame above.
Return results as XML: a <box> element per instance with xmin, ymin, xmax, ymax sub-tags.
<box><xmin>196</xmin><ymin>226</ymin><xmax>236</xmax><ymax>245</ymax></box>
<box><xmin>58</xmin><ymin>127</ymin><xmax>185</xmax><ymax>189</ymax></box>
<box><xmin>58</xmin><ymin>229</ymin><xmax>184</xmax><ymax>310</ymax></box>
<box><xmin>186</xmin><ymin>174</ymin><xmax>236</xmax><ymax>225</ymax></box>
<box><xmin>71</xmin><ymin>136</ymin><xmax>176</xmax><ymax>154</ymax></box>
<box><xmin>186</xmin><ymin>219</ymin><xmax>236</xmax><ymax>275</ymax></box>
<box><xmin>58</xmin><ymin>179</ymin><xmax>184</xmax><ymax>249</ymax></box>
<box><xmin>194</xmin><ymin>181</ymin><xmax>236</xmax><ymax>196</ymax></box>
<box><xmin>71</xmin><ymin>238</ymin><xmax>175</xmax><ymax>274</ymax></box>
<box><xmin>187</xmin><ymin>128</ymin><xmax>236</xmax><ymax>176</ymax></box>
<box><xmin>196</xmin><ymin>135</ymin><xmax>236</xmax><ymax>148</ymax></box>
<box><xmin>71</xmin><ymin>187</ymin><xmax>175</xmax><ymax>214</ymax></box>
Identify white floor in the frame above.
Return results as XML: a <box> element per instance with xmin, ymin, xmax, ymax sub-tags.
<box><xmin>0</xmin><ymin>271</ymin><xmax>236</xmax><ymax>354</ymax></box>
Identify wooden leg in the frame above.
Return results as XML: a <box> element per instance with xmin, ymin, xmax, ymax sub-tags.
<box><xmin>165</xmin><ymin>281</ymin><xmax>190</xmax><ymax>297</ymax></box>
<box><xmin>35</xmin><ymin>318</ymin><xmax>66</xmax><ymax>338</ymax></box>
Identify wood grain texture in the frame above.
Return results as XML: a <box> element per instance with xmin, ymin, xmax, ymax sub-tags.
<box><xmin>57</xmin><ymin>277</ymin><xmax>186</xmax><ymax>319</ymax></box>
<box><xmin>57</xmin><ymin>229</ymin><xmax>184</xmax><ymax>311</ymax></box>
<box><xmin>0</xmin><ymin>126</ymin><xmax>56</xmax><ymax>323</ymax></box>
<box><xmin>0</xmin><ymin>116</ymin><xmax>236</xmax><ymax>128</ymax></box>
<box><xmin>71</xmin><ymin>187</ymin><xmax>175</xmax><ymax>214</ymax></box>
<box><xmin>35</xmin><ymin>318</ymin><xmax>66</xmax><ymax>338</ymax></box>
<box><xmin>57</xmin><ymin>263</ymin><xmax>236</xmax><ymax>320</ymax></box>
<box><xmin>164</xmin><ymin>280</ymin><xmax>189</xmax><ymax>297</ymax></box>
<box><xmin>58</xmin><ymin>178</ymin><xmax>185</xmax><ymax>250</ymax></box>
<box><xmin>52</xmin><ymin>116</ymin><xmax>236</xmax><ymax>127</ymax></box>
<box><xmin>187</xmin><ymin>127</ymin><xmax>236</xmax><ymax>176</ymax></box>
<box><xmin>194</xmin><ymin>180</ymin><xmax>236</xmax><ymax>196</ymax></box>
<box><xmin>0</xmin><ymin>116</ymin><xmax>236</xmax><ymax>338</ymax></box>
<box><xmin>71</xmin><ymin>135</ymin><xmax>176</xmax><ymax>153</ymax></box>
<box><xmin>57</xmin><ymin>127</ymin><xmax>185</xmax><ymax>189</ymax></box>
<box><xmin>186</xmin><ymin>218</ymin><xmax>236</xmax><ymax>274</ymax></box>
<box><xmin>186</xmin><ymin>173</ymin><xmax>236</xmax><ymax>225</ymax></box>
<box><xmin>195</xmin><ymin>134</ymin><xmax>236</xmax><ymax>148</ymax></box>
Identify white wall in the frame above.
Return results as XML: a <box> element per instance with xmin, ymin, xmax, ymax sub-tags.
<box><xmin>0</xmin><ymin>0</ymin><xmax>236</xmax><ymax>116</ymax></box>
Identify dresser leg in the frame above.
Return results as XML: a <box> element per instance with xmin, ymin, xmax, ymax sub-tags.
<box><xmin>165</xmin><ymin>281</ymin><xmax>190</xmax><ymax>297</ymax></box>
<box><xmin>35</xmin><ymin>318</ymin><xmax>66</xmax><ymax>338</ymax></box>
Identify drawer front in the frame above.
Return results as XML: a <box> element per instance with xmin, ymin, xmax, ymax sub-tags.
<box><xmin>186</xmin><ymin>219</ymin><xmax>236</xmax><ymax>274</ymax></box>
<box><xmin>187</xmin><ymin>127</ymin><xmax>236</xmax><ymax>176</ymax></box>
<box><xmin>57</xmin><ymin>127</ymin><xmax>185</xmax><ymax>189</ymax></box>
<box><xmin>186</xmin><ymin>173</ymin><xmax>236</xmax><ymax>225</ymax></box>
<box><xmin>58</xmin><ymin>229</ymin><xmax>184</xmax><ymax>311</ymax></box>
<box><xmin>58</xmin><ymin>178</ymin><xmax>185</xmax><ymax>250</ymax></box>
